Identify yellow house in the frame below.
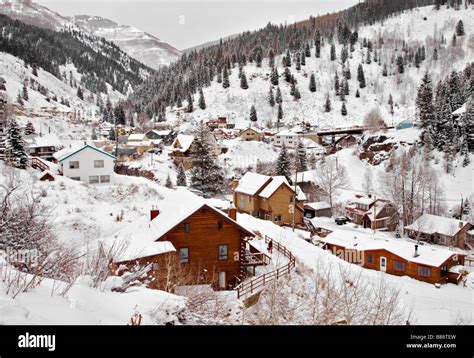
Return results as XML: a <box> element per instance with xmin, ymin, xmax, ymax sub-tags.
<box><xmin>232</xmin><ymin>172</ymin><xmax>306</xmax><ymax>226</ymax></box>
<box><xmin>239</xmin><ymin>127</ymin><xmax>263</xmax><ymax>141</ymax></box>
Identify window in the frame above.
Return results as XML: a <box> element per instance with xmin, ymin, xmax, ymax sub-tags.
<box><xmin>367</xmin><ymin>255</ymin><xmax>373</xmax><ymax>264</ymax></box>
<box><xmin>89</xmin><ymin>176</ymin><xmax>99</xmax><ymax>184</ymax></box>
<box><xmin>217</xmin><ymin>221</ymin><xmax>223</xmax><ymax>231</ymax></box>
<box><xmin>94</xmin><ymin>160</ymin><xmax>104</xmax><ymax>168</ymax></box>
<box><xmin>152</xmin><ymin>263</ymin><xmax>159</xmax><ymax>270</ymax></box>
<box><xmin>100</xmin><ymin>175</ymin><xmax>110</xmax><ymax>183</ymax></box>
<box><xmin>69</xmin><ymin>177</ymin><xmax>80</xmax><ymax>181</ymax></box>
<box><xmin>248</xmin><ymin>195</ymin><xmax>252</xmax><ymax>203</ymax></box>
<box><xmin>179</xmin><ymin>248</ymin><xmax>189</xmax><ymax>263</ymax></box>
<box><xmin>69</xmin><ymin>161</ymin><xmax>79</xmax><ymax>169</ymax></box>
<box><xmin>264</xmin><ymin>214</ymin><xmax>270</xmax><ymax>220</ymax></box>
<box><xmin>239</xmin><ymin>196</ymin><xmax>244</xmax><ymax>208</ymax></box>
<box><xmin>218</xmin><ymin>245</ymin><xmax>228</xmax><ymax>261</ymax></box>
<box><xmin>184</xmin><ymin>223</ymin><xmax>190</xmax><ymax>233</ymax></box>
<box><xmin>274</xmin><ymin>215</ymin><xmax>282</xmax><ymax>222</ymax></box>
<box><xmin>417</xmin><ymin>266</ymin><xmax>431</xmax><ymax>278</ymax></box>
<box><xmin>393</xmin><ymin>260</ymin><xmax>406</xmax><ymax>272</ymax></box>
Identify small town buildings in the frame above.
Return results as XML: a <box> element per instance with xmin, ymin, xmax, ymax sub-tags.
<box><xmin>345</xmin><ymin>195</ymin><xmax>397</xmax><ymax>231</ymax></box>
<box><xmin>53</xmin><ymin>144</ymin><xmax>116</xmax><ymax>184</ymax></box>
<box><xmin>208</xmin><ymin>116</ymin><xmax>235</xmax><ymax>130</ymax></box>
<box><xmin>319</xmin><ymin>230</ymin><xmax>466</xmax><ymax>284</ymax></box>
<box><xmin>38</xmin><ymin>170</ymin><xmax>55</xmax><ymax>182</ymax></box>
<box><xmin>169</xmin><ymin>134</ymin><xmax>195</xmax><ymax>169</ymax></box>
<box><xmin>27</xmin><ymin>134</ymin><xmax>63</xmax><ymax>161</ymax></box>
<box><xmin>304</xmin><ymin>202</ymin><xmax>332</xmax><ymax>219</ymax></box>
<box><xmin>145</xmin><ymin>129</ymin><xmax>175</xmax><ymax>144</ymax></box>
<box><xmin>232</xmin><ymin>172</ymin><xmax>306</xmax><ymax>226</ymax></box>
<box><xmin>107</xmin><ymin>189</ymin><xmax>258</xmax><ymax>290</ymax></box>
<box><xmin>404</xmin><ymin>214</ymin><xmax>473</xmax><ymax>249</ymax></box>
<box><xmin>272</xmin><ymin>130</ymin><xmax>300</xmax><ymax>148</ymax></box>
<box><xmin>239</xmin><ymin>127</ymin><xmax>263</xmax><ymax>141</ymax></box>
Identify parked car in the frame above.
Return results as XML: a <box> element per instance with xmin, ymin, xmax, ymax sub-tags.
<box><xmin>335</xmin><ymin>217</ymin><xmax>350</xmax><ymax>225</ymax></box>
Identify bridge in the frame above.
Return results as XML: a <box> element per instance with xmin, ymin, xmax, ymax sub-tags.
<box><xmin>303</xmin><ymin>126</ymin><xmax>394</xmax><ymax>145</ymax></box>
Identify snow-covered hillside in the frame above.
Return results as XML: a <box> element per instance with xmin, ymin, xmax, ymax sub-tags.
<box><xmin>167</xmin><ymin>5</ymin><xmax>473</xmax><ymax>130</ymax></box>
<box><xmin>0</xmin><ymin>0</ymin><xmax>180</xmax><ymax>69</ymax></box>
<box><xmin>72</xmin><ymin>15</ymin><xmax>181</xmax><ymax>70</ymax></box>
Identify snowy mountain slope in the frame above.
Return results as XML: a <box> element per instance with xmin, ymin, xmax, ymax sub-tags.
<box><xmin>0</xmin><ymin>0</ymin><xmax>75</xmax><ymax>31</ymax></box>
<box><xmin>72</xmin><ymin>15</ymin><xmax>181</xmax><ymax>70</ymax></box>
<box><xmin>0</xmin><ymin>0</ymin><xmax>180</xmax><ymax>69</ymax></box>
<box><xmin>166</xmin><ymin>5</ymin><xmax>473</xmax><ymax>131</ymax></box>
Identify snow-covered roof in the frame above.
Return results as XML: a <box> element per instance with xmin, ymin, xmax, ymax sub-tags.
<box><xmin>275</xmin><ymin>130</ymin><xmax>298</xmax><ymax>137</ymax></box>
<box><xmin>126</xmin><ymin>140</ymin><xmax>152</xmax><ymax>147</ymax></box>
<box><xmin>240</xmin><ymin>127</ymin><xmax>262</xmax><ymax>134</ymax></box>
<box><xmin>405</xmin><ymin>214</ymin><xmax>469</xmax><ymax>237</ymax></box>
<box><xmin>127</xmin><ymin>133</ymin><xmax>147</xmax><ymax>141</ymax></box>
<box><xmin>452</xmin><ymin>103</ymin><xmax>466</xmax><ymax>116</ymax></box>
<box><xmin>234</xmin><ymin>172</ymin><xmax>271</xmax><ymax>196</ymax></box>
<box><xmin>106</xmin><ymin>188</ymin><xmax>255</xmax><ymax>262</ymax></box>
<box><xmin>147</xmin><ymin>129</ymin><xmax>172</xmax><ymax>136</ymax></box>
<box><xmin>355</xmin><ymin>196</ymin><xmax>376</xmax><ymax>206</ymax></box>
<box><xmin>259</xmin><ymin>176</ymin><xmax>290</xmax><ymax>198</ymax></box>
<box><xmin>172</xmin><ymin>134</ymin><xmax>194</xmax><ymax>152</ymax></box>
<box><xmin>321</xmin><ymin>230</ymin><xmax>461</xmax><ymax>267</ymax></box>
<box><xmin>29</xmin><ymin>134</ymin><xmax>63</xmax><ymax>148</ymax></box>
<box><xmin>305</xmin><ymin>201</ymin><xmax>331</xmax><ymax>211</ymax></box>
<box><xmin>54</xmin><ymin>144</ymin><xmax>116</xmax><ymax>162</ymax></box>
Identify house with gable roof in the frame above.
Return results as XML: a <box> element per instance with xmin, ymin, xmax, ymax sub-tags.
<box><xmin>232</xmin><ymin>172</ymin><xmax>306</xmax><ymax>226</ymax></box>
<box><xmin>106</xmin><ymin>189</ymin><xmax>260</xmax><ymax>290</ymax></box>
<box><xmin>53</xmin><ymin>144</ymin><xmax>116</xmax><ymax>184</ymax></box>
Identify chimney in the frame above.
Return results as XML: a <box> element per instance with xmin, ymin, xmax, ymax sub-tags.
<box><xmin>368</xmin><ymin>194</ymin><xmax>372</xmax><ymax>198</ymax></box>
<box><xmin>414</xmin><ymin>244</ymin><xmax>419</xmax><ymax>258</ymax></box>
<box><xmin>231</xmin><ymin>178</ymin><xmax>239</xmax><ymax>190</ymax></box>
<box><xmin>150</xmin><ymin>206</ymin><xmax>160</xmax><ymax>221</ymax></box>
<box><xmin>228</xmin><ymin>207</ymin><xmax>237</xmax><ymax>221</ymax></box>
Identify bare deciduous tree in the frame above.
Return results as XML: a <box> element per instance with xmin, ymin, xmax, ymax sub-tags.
<box><xmin>314</xmin><ymin>157</ymin><xmax>350</xmax><ymax>208</ymax></box>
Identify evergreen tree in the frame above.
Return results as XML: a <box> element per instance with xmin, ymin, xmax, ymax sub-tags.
<box><xmin>22</xmin><ymin>82</ymin><xmax>29</xmax><ymax>101</ymax></box>
<box><xmin>355</xmin><ymin>89</ymin><xmax>360</xmax><ymax>98</ymax></box>
<box><xmin>314</xmin><ymin>29</ymin><xmax>321</xmax><ymax>58</ymax></box>
<box><xmin>296</xmin><ymin>141</ymin><xmax>308</xmax><ymax>172</ymax></box>
<box><xmin>198</xmin><ymin>88</ymin><xmax>206</xmax><ymax>110</ymax></box>
<box><xmin>309</xmin><ymin>73</ymin><xmax>317</xmax><ymax>92</ymax></box>
<box><xmin>416</xmin><ymin>72</ymin><xmax>435</xmax><ymax>146</ymax></box>
<box><xmin>456</xmin><ymin>20</ymin><xmax>465</xmax><ymax>36</ymax></box>
<box><xmin>452</xmin><ymin>33</ymin><xmax>457</xmax><ymax>46</ymax></box>
<box><xmin>382</xmin><ymin>63</ymin><xmax>388</xmax><ymax>77</ymax></box>
<box><xmin>290</xmin><ymin>81</ymin><xmax>296</xmax><ymax>96</ymax></box>
<box><xmin>77</xmin><ymin>86</ymin><xmax>84</xmax><ymax>100</ymax></box>
<box><xmin>325</xmin><ymin>95</ymin><xmax>331</xmax><ymax>112</ymax></box>
<box><xmin>222</xmin><ymin>66</ymin><xmax>230</xmax><ymax>88</ymax></box>
<box><xmin>5</xmin><ymin>119</ymin><xmax>28</xmax><ymax>169</ymax></box>
<box><xmin>108</xmin><ymin>127</ymin><xmax>116</xmax><ymax>141</ymax></box>
<box><xmin>276</xmin><ymin>145</ymin><xmax>291</xmax><ymax>182</ymax></box>
<box><xmin>365</xmin><ymin>48</ymin><xmax>371</xmax><ymax>64</ymax></box>
<box><xmin>335</xmin><ymin>72</ymin><xmax>340</xmax><ymax>95</ymax></box>
<box><xmin>268</xmin><ymin>48</ymin><xmax>275</xmax><ymax>68</ymax></box>
<box><xmin>344</xmin><ymin>79</ymin><xmax>349</xmax><ymax>95</ymax></box>
<box><xmin>186</xmin><ymin>92</ymin><xmax>194</xmax><ymax>113</ymax></box>
<box><xmin>305</xmin><ymin>43</ymin><xmax>311</xmax><ymax>57</ymax></box>
<box><xmin>464</xmin><ymin>99</ymin><xmax>474</xmax><ymax>152</ymax></box>
<box><xmin>24</xmin><ymin>121</ymin><xmax>35</xmax><ymax>135</ymax></box>
<box><xmin>357</xmin><ymin>64</ymin><xmax>366</xmax><ymax>88</ymax></box>
<box><xmin>284</xmin><ymin>68</ymin><xmax>292</xmax><ymax>83</ymax></box>
<box><xmin>396</xmin><ymin>55</ymin><xmax>404</xmax><ymax>74</ymax></box>
<box><xmin>249</xmin><ymin>105</ymin><xmax>258</xmax><ymax>122</ymax></box>
<box><xmin>388</xmin><ymin>94</ymin><xmax>394</xmax><ymax>115</ymax></box>
<box><xmin>165</xmin><ymin>175</ymin><xmax>173</xmax><ymax>188</ymax></box>
<box><xmin>240</xmin><ymin>72</ymin><xmax>249</xmax><ymax>89</ymax></box>
<box><xmin>190</xmin><ymin>121</ymin><xmax>225</xmax><ymax>195</ymax></box>
<box><xmin>268</xmin><ymin>86</ymin><xmax>275</xmax><ymax>107</ymax></box>
<box><xmin>300</xmin><ymin>51</ymin><xmax>306</xmax><ymax>66</ymax></box>
<box><xmin>32</xmin><ymin>64</ymin><xmax>38</xmax><ymax>77</ymax></box>
<box><xmin>341</xmin><ymin>102</ymin><xmax>347</xmax><ymax>116</ymax></box>
<box><xmin>176</xmin><ymin>164</ymin><xmax>187</xmax><ymax>186</ymax></box>
<box><xmin>433</xmin><ymin>48</ymin><xmax>438</xmax><ymax>61</ymax></box>
<box><xmin>330</xmin><ymin>43</ymin><xmax>336</xmax><ymax>61</ymax></box>
<box><xmin>271</xmin><ymin>67</ymin><xmax>279</xmax><ymax>86</ymax></box>
<box><xmin>277</xmin><ymin>103</ymin><xmax>283</xmax><ymax>121</ymax></box>
<box><xmin>294</xmin><ymin>87</ymin><xmax>301</xmax><ymax>101</ymax></box>
<box><xmin>275</xmin><ymin>87</ymin><xmax>282</xmax><ymax>104</ymax></box>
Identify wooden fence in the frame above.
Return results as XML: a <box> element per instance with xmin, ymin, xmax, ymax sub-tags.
<box><xmin>235</xmin><ymin>236</ymin><xmax>296</xmax><ymax>299</ymax></box>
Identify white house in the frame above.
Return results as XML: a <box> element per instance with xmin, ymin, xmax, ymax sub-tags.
<box><xmin>272</xmin><ymin>130</ymin><xmax>300</xmax><ymax>148</ymax></box>
<box><xmin>54</xmin><ymin>144</ymin><xmax>116</xmax><ymax>184</ymax></box>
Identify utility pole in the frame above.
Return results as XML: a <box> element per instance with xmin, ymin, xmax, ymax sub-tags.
<box><xmin>373</xmin><ymin>195</ymin><xmax>377</xmax><ymax>236</ymax></box>
<box><xmin>292</xmin><ymin>166</ymin><xmax>297</xmax><ymax>232</ymax></box>
<box><xmin>460</xmin><ymin>195</ymin><xmax>463</xmax><ymax>221</ymax></box>
<box><xmin>114</xmin><ymin>112</ymin><xmax>118</xmax><ymax>171</ymax></box>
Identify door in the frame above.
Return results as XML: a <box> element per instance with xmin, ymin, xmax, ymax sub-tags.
<box><xmin>218</xmin><ymin>272</ymin><xmax>226</xmax><ymax>289</ymax></box>
<box><xmin>380</xmin><ymin>257</ymin><xmax>387</xmax><ymax>272</ymax></box>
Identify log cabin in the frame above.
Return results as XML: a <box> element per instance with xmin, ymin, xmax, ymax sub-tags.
<box><xmin>238</xmin><ymin>127</ymin><xmax>263</xmax><ymax>141</ymax></box>
<box><xmin>107</xmin><ymin>189</ymin><xmax>259</xmax><ymax>290</ymax></box>
<box><xmin>319</xmin><ymin>230</ymin><xmax>466</xmax><ymax>285</ymax></box>
<box><xmin>345</xmin><ymin>195</ymin><xmax>397</xmax><ymax>231</ymax></box>
<box><xmin>232</xmin><ymin>172</ymin><xmax>306</xmax><ymax>226</ymax></box>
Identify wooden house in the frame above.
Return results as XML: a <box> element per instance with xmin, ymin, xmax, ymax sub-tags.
<box><xmin>345</xmin><ymin>195</ymin><xmax>396</xmax><ymax>231</ymax></box>
<box><xmin>145</xmin><ymin>129</ymin><xmax>175</xmax><ymax>145</ymax></box>
<box><xmin>238</xmin><ymin>127</ymin><xmax>263</xmax><ymax>141</ymax></box>
<box><xmin>27</xmin><ymin>134</ymin><xmax>63</xmax><ymax>161</ymax></box>
<box><xmin>404</xmin><ymin>214</ymin><xmax>473</xmax><ymax>249</ymax></box>
<box><xmin>107</xmin><ymin>189</ymin><xmax>259</xmax><ymax>290</ymax></box>
<box><xmin>232</xmin><ymin>172</ymin><xmax>306</xmax><ymax>226</ymax></box>
<box><xmin>319</xmin><ymin>231</ymin><xmax>466</xmax><ymax>285</ymax></box>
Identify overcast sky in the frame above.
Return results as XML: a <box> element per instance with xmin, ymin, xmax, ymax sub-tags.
<box><xmin>38</xmin><ymin>0</ymin><xmax>359</xmax><ymax>50</ymax></box>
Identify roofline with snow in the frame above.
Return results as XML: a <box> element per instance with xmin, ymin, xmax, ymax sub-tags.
<box><xmin>58</xmin><ymin>145</ymin><xmax>116</xmax><ymax>162</ymax></box>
